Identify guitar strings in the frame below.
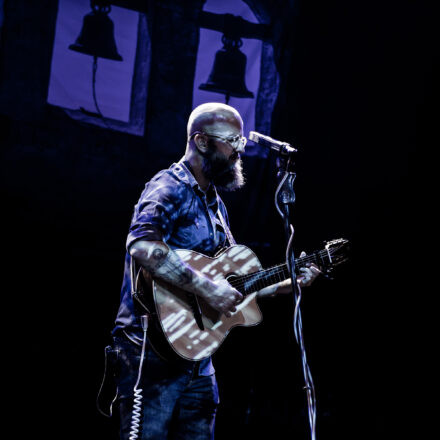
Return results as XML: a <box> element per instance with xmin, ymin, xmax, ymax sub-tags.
<box><xmin>229</xmin><ymin>249</ymin><xmax>330</xmax><ymax>285</ymax></box>
<box><xmin>229</xmin><ymin>266</ymin><xmax>289</xmax><ymax>293</ymax></box>
<box><xmin>228</xmin><ymin>248</ymin><xmax>340</xmax><ymax>293</ymax></box>
<box><xmin>228</xmin><ymin>264</ymin><xmax>287</xmax><ymax>285</ymax></box>
<box><xmin>229</xmin><ymin>262</ymin><xmax>303</xmax><ymax>291</ymax></box>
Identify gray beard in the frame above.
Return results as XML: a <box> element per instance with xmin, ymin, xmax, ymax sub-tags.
<box><xmin>202</xmin><ymin>143</ymin><xmax>245</xmax><ymax>191</ymax></box>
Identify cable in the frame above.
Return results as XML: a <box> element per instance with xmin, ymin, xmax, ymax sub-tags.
<box><xmin>275</xmin><ymin>175</ymin><xmax>317</xmax><ymax>440</ymax></box>
<box><xmin>92</xmin><ymin>56</ymin><xmax>104</xmax><ymax>119</ymax></box>
<box><xmin>78</xmin><ymin>56</ymin><xmax>113</xmax><ymax>130</ymax></box>
<box><xmin>96</xmin><ymin>345</ymin><xmax>119</xmax><ymax>418</ymax></box>
<box><xmin>129</xmin><ymin>315</ymin><xmax>149</xmax><ymax>440</ymax></box>
<box><xmin>274</xmin><ymin>171</ymin><xmax>289</xmax><ymax>218</ymax></box>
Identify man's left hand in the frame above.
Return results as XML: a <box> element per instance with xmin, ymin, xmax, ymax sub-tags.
<box><xmin>297</xmin><ymin>251</ymin><xmax>321</xmax><ymax>287</ymax></box>
<box><xmin>257</xmin><ymin>251</ymin><xmax>321</xmax><ymax>298</ymax></box>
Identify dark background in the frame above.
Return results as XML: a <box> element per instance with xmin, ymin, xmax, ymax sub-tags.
<box><xmin>1</xmin><ymin>0</ymin><xmax>436</xmax><ymax>438</ymax></box>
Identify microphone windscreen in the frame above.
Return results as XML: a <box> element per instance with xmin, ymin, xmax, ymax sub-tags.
<box><xmin>248</xmin><ymin>131</ymin><xmax>259</xmax><ymax>143</ymax></box>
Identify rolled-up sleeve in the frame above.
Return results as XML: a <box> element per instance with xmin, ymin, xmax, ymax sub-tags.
<box><xmin>126</xmin><ymin>174</ymin><xmax>185</xmax><ymax>251</ymax></box>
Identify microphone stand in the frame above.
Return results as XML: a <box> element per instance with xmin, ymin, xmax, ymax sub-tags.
<box><xmin>274</xmin><ymin>153</ymin><xmax>317</xmax><ymax>440</ymax></box>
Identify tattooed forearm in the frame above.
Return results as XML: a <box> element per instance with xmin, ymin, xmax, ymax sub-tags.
<box><xmin>179</xmin><ymin>267</ymin><xmax>194</xmax><ymax>284</ymax></box>
<box><xmin>129</xmin><ymin>240</ymin><xmax>206</xmax><ymax>292</ymax></box>
<box><xmin>150</xmin><ymin>247</ymin><xmax>167</xmax><ymax>270</ymax></box>
<box><xmin>129</xmin><ymin>239</ymin><xmax>243</xmax><ymax>316</ymax></box>
<box><xmin>149</xmin><ymin>245</ymin><xmax>193</xmax><ymax>285</ymax></box>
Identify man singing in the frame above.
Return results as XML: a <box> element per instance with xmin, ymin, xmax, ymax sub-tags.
<box><xmin>111</xmin><ymin>102</ymin><xmax>320</xmax><ymax>439</ymax></box>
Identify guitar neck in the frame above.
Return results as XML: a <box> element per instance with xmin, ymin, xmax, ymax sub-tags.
<box><xmin>228</xmin><ymin>251</ymin><xmax>329</xmax><ymax>296</ymax></box>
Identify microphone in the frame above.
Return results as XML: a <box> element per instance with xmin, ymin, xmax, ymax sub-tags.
<box><xmin>248</xmin><ymin>131</ymin><xmax>297</xmax><ymax>156</ymax></box>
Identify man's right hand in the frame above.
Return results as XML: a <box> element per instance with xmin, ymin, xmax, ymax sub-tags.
<box><xmin>201</xmin><ymin>279</ymin><xmax>243</xmax><ymax>318</ymax></box>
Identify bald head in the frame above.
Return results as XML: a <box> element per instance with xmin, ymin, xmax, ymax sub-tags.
<box><xmin>184</xmin><ymin>103</ymin><xmax>245</xmax><ymax>191</ymax></box>
<box><xmin>187</xmin><ymin>102</ymin><xmax>243</xmax><ymax>137</ymax></box>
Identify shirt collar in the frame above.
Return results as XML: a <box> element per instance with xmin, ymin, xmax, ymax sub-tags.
<box><xmin>174</xmin><ymin>159</ymin><xmax>219</xmax><ymax>206</ymax></box>
<box><xmin>172</xmin><ymin>159</ymin><xmax>199</xmax><ymax>188</ymax></box>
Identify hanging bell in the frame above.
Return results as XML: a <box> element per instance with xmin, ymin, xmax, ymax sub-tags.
<box><xmin>199</xmin><ymin>36</ymin><xmax>254</xmax><ymax>100</ymax></box>
<box><xmin>69</xmin><ymin>5</ymin><xmax>122</xmax><ymax>61</ymax></box>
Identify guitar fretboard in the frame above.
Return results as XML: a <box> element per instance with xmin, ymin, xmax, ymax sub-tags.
<box><xmin>227</xmin><ymin>250</ymin><xmax>330</xmax><ymax>295</ymax></box>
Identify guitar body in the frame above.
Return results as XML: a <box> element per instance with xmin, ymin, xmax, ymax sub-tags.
<box><xmin>133</xmin><ymin>238</ymin><xmax>349</xmax><ymax>362</ymax></box>
<box><xmin>138</xmin><ymin>245</ymin><xmax>264</xmax><ymax>361</ymax></box>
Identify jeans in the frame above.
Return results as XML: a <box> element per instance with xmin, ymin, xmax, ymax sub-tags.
<box><xmin>112</xmin><ymin>333</ymin><xmax>219</xmax><ymax>440</ymax></box>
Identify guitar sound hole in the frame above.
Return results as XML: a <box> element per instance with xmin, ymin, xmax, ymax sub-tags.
<box><xmin>225</xmin><ymin>273</ymin><xmax>238</xmax><ymax>286</ymax></box>
<box><xmin>225</xmin><ymin>273</ymin><xmax>245</xmax><ymax>301</ymax></box>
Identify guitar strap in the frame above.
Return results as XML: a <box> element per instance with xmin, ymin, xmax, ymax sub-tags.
<box><xmin>180</xmin><ymin>159</ymin><xmax>235</xmax><ymax>247</ymax></box>
<box><xmin>130</xmin><ymin>255</ymin><xmax>137</xmax><ymax>295</ymax></box>
<box><xmin>130</xmin><ymin>254</ymin><xmax>151</xmax><ymax>314</ymax></box>
<box><xmin>217</xmin><ymin>208</ymin><xmax>236</xmax><ymax>247</ymax></box>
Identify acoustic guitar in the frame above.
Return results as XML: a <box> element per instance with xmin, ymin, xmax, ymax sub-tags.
<box><xmin>134</xmin><ymin>239</ymin><xmax>349</xmax><ymax>362</ymax></box>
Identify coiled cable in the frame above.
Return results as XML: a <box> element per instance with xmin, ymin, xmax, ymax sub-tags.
<box><xmin>129</xmin><ymin>315</ymin><xmax>149</xmax><ymax>440</ymax></box>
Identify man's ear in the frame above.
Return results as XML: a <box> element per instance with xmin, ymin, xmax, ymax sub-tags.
<box><xmin>193</xmin><ymin>133</ymin><xmax>209</xmax><ymax>155</ymax></box>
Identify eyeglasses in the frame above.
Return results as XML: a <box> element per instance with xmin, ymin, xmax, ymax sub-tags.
<box><xmin>189</xmin><ymin>131</ymin><xmax>247</xmax><ymax>151</ymax></box>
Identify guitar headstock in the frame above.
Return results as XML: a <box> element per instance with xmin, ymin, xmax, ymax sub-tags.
<box><xmin>323</xmin><ymin>238</ymin><xmax>350</xmax><ymax>274</ymax></box>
